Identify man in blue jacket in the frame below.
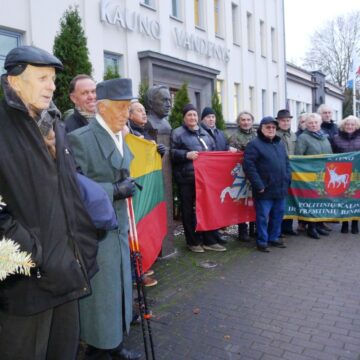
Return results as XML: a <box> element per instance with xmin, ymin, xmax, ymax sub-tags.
<box><xmin>243</xmin><ymin>116</ymin><xmax>291</xmax><ymax>252</ymax></box>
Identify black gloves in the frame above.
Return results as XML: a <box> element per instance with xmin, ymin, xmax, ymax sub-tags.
<box><xmin>113</xmin><ymin>177</ymin><xmax>136</xmax><ymax>200</ymax></box>
<box><xmin>157</xmin><ymin>144</ymin><xmax>166</xmax><ymax>156</ymax></box>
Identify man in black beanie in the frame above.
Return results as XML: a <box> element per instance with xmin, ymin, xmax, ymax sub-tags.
<box><xmin>171</xmin><ymin>104</ymin><xmax>227</xmax><ymax>252</ymax></box>
<box><xmin>200</xmin><ymin>106</ymin><xmax>230</xmax><ymax>151</ymax></box>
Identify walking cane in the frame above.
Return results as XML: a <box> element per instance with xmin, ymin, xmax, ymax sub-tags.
<box><xmin>126</xmin><ymin>196</ymin><xmax>156</xmax><ymax>360</ymax></box>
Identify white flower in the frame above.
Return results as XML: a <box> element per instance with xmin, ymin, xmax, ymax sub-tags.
<box><xmin>0</xmin><ymin>237</ymin><xmax>35</xmax><ymax>281</ymax></box>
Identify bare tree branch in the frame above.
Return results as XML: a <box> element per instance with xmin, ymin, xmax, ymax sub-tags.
<box><xmin>303</xmin><ymin>11</ymin><xmax>360</xmax><ymax>90</ymax></box>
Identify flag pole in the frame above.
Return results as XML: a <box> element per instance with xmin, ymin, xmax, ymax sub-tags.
<box><xmin>353</xmin><ymin>53</ymin><xmax>358</xmax><ymax>117</ymax></box>
<box><xmin>353</xmin><ymin>72</ymin><xmax>356</xmax><ymax>116</ymax></box>
<box><xmin>126</xmin><ymin>197</ymin><xmax>156</xmax><ymax>360</ymax></box>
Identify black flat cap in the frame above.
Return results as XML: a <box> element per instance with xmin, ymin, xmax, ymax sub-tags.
<box><xmin>276</xmin><ymin>109</ymin><xmax>293</xmax><ymax>119</ymax></box>
<box><xmin>5</xmin><ymin>45</ymin><xmax>63</xmax><ymax>75</ymax></box>
<box><xmin>96</xmin><ymin>78</ymin><xmax>134</xmax><ymax>101</ymax></box>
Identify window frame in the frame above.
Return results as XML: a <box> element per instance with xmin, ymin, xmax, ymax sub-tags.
<box><xmin>194</xmin><ymin>0</ymin><xmax>205</xmax><ymax>30</ymax></box>
<box><xmin>260</xmin><ymin>20</ymin><xmax>266</xmax><ymax>57</ymax></box>
<box><xmin>140</xmin><ymin>0</ymin><xmax>156</xmax><ymax>11</ymax></box>
<box><xmin>246</xmin><ymin>12</ymin><xmax>254</xmax><ymax>52</ymax></box>
<box><xmin>171</xmin><ymin>0</ymin><xmax>181</xmax><ymax>19</ymax></box>
<box><xmin>104</xmin><ymin>51</ymin><xmax>123</xmax><ymax>77</ymax></box>
<box><xmin>0</xmin><ymin>28</ymin><xmax>22</xmax><ymax>75</ymax></box>
<box><xmin>231</xmin><ymin>2</ymin><xmax>240</xmax><ymax>45</ymax></box>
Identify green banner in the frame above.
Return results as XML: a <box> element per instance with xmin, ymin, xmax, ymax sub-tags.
<box><xmin>285</xmin><ymin>151</ymin><xmax>360</xmax><ymax>221</ymax></box>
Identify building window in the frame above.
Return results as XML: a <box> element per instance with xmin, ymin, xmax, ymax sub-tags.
<box><xmin>272</xmin><ymin>92</ymin><xmax>278</xmax><ymax>117</ymax></box>
<box><xmin>104</xmin><ymin>52</ymin><xmax>123</xmax><ymax>78</ymax></box>
<box><xmin>194</xmin><ymin>0</ymin><xmax>204</xmax><ymax>28</ymax></box>
<box><xmin>262</xmin><ymin>89</ymin><xmax>267</xmax><ymax>117</ymax></box>
<box><xmin>296</xmin><ymin>101</ymin><xmax>302</xmax><ymax>118</ymax></box>
<box><xmin>216</xmin><ymin>79</ymin><xmax>223</xmax><ymax>103</ymax></box>
<box><xmin>247</xmin><ymin>12</ymin><xmax>254</xmax><ymax>51</ymax></box>
<box><xmin>140</xmin><ymin>0</ymin><xmax>155</xmax><ymax>8</ymax></box>
<box><xmin>233</xmin><ymin>83</ymin><xmax>240</xmax><ymax>120</ymax></box>
<box><xmin>260</xmin><ymin>20</ymin><xmax>266</xmax><ymax>57</ymax></box>
<box><xmin>171</xmin><ymin>0</ymin><xmax>181</xmax><ymax>18</ymax></box>
<box><xmin>249</xmin><ymin>86</ymin><xmax>255</xmax><ymax>114</ymax></box>
<box><xmin>214</xmin><ymin>0</ymin><xmax>222</xmax><ymax>36</ymax></box>
<box><xmin>0</xmin><ymin>29</ymin><xmax>22</xmax><ymax>75</ymax></box>
<box><xmin>231</xmin><ymin>3</ymin><xmax>240</xmax><ymax>44</ymax></box>
<box><xmin>271</xmin><ymin>27</ymin><xmax>278</xmax><ymax>61</ymax></box>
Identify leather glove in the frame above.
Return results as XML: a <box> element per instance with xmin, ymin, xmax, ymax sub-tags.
<box><xmin>113</xmin><ymin>177</ymin><xmax>136</xmax><ymax>200</ymax></box>
<box><xmin>157</xmin><ymin>144</ymin><xmax>166</xmax><ymax>156</ymax></box>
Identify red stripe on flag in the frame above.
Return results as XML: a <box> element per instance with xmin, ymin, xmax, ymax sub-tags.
<box><xmin>289</xmin><ymin>188</ymin><xmax>321</xmax><ymax>198</ymax></box>
<box><xmin>136</xmin><ymin>201</ymin><xmax>167</xmax><ymax>272</ymax></box>
<box><xmin>289</xmin><ymin>188</ymin><xmax>360</xmax><ymax>199</ymax></box>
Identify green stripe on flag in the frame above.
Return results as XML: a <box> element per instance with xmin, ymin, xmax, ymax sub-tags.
<box><xmin>132</xmin><ymin>170</ymin><xmax>164</xmax><ymax>223</ymax></box>
<box><xmin>290</xmin><ymin>180</ymin><xmax>319</xmax><ymax>189</ymax></box>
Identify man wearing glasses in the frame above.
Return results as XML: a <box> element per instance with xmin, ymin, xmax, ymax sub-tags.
<box><xmin>243</xmin><ymin>116</ymin><xmax>291</xmax><ymax>253</ymax></box>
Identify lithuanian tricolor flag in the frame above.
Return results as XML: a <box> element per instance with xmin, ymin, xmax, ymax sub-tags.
<box><xmin>126</xmin><ymin>134</ymin><xmax>167</xmax><ymax>271</ymax></box>
<box><xmin>285</xmin><ymin>151</ymin><xmax>360</xmax><ymax>221</ymax></box>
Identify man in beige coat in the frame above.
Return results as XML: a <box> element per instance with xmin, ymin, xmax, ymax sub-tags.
<box><xmin>276</xmin><ymin>109</ymin><xmax>297</xmax><ymax>236</ymax></box>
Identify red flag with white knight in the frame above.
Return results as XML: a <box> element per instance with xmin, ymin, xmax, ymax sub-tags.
<box><xmin>194</xmin><ymin>152</ymin><xmax>256</xmax><ymax>231</ymax></box>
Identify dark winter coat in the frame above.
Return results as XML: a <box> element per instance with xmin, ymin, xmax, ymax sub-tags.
<box><xmin>200</xmin><ymin>123</ymin><xmax>229</xmax><ymax>151</ymax></box>
<box><xmin>331</xmin><ymin>130</ymin><xmax>360</xmax><ymax>153</ymax></box>
<box><xmin>243</xmin><ymin>130</ymin><xmax>290</xmax><ymax>199</ymax></box>
<box><xmin>321</xmin><ymin>120</ymin><xmax>338</xmax><ymax>139</ymax></box>
<box><xmin>65</xmin><ymin>108</ymin><xmax>91</xmax><ymax>133</ymax></box>
<box><xmin>171</xmin><ymin>124</ymin><xmax>215</xmax><ymax>184</ymax></box>
<box><xmin>295</xmin><ymin>129</ymin><xmax>333</xmax><ymax>155</ymax></box>
<box><xmin>128</xmin><ymin>119</ymin><xmax>153</xmax><ymax>140</ymax></box>
<box><xmin>0</xmin><ymin>76</ymin><xmax>98</xmax><ymax>316</ymax></box>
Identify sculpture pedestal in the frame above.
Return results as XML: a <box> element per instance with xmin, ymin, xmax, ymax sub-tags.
<box><xmin>157</xmin><ymin>133</ymin><xmax>176</xmax><ymax>257</ymax></box>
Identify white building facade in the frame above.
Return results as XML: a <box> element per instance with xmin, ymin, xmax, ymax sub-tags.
<box><xmin>0</xmin><ymin>0</ymin><xmax>287</xmax><ymax>123</ymax></box>
<box><xmin>286</xmin><ymin>63</ymin><xmax>344</xmax><ymax>131</ymax></box>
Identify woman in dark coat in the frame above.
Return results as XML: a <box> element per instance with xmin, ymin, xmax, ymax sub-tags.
<box><xmin>171</xmin><ymin>104</ymin><xmax>226</xmax><ymax>252</ymax></box>
<box><xmin>331</xmin><ymin>115</ymin><xmax>360</xmax><ymax>234</ymax></box>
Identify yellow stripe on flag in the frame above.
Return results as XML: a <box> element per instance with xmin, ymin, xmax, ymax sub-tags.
<box><xmin>292</xmin><ymin>172</ymin><xmax>319</xmax><ymax>181</ymax></box>
<box><xmin>125</xmin><ymin>134</ymin><xmax>162</xmax><ymax>178</ymax></box>
<box><xmin>292</xmin><ymin>172</ymin><xmax>356</xmax><ymax>182</ymax></box>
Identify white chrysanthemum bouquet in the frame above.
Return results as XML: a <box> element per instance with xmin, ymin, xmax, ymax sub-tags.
<box><xmin>0</xmin><ymin>196</ymin><xmax>35</xmax><ymax>281</ymax></box>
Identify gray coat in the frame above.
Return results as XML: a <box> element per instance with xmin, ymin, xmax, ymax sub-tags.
<box><xmin>294</xmin><ymin>129</ymin><xmax>333</xmax><ymax>155</ymax></box>
<box><xmin>67</xmin><ymin>120</ymin><xmax>133</xmax><ymax>349</ymax></box>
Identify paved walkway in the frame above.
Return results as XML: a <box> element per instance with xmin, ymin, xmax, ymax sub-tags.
<box><xmin>125</xmin><ymin>225</ymin><xmax>360</xmax><ymax>360</ymax></box>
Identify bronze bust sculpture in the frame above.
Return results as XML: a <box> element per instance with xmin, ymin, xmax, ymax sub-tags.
<box><xmin>146</xmin><ymin>85</ymin><xmax>172</xmax><ymax>135</ymax></box>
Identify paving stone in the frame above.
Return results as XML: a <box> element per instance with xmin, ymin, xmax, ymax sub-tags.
<box><xmin>115</xmin><ymin>225</ymin><xmax>360</xmax><ymax>360</ymax></box>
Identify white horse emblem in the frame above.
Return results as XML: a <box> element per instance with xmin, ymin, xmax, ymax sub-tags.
<box><xmin>327</xmin><ymin>167</ymin><xmax>349</xmax><ymax>188</ymax></box>
<box><xmin>220</xmin><ymin>163</ymin><xmax>252</xmax><ymax>203</ymax></box>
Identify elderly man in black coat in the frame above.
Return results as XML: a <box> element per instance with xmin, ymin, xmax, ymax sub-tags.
<box><xmin>244</xmin><ymin>116</ymin><xmax>291</xmax><ymax>252</ymax></box>
<box><xmin>0</xmin><ymin>46</ymin><xmax>98</xmax><ymax>360</ymax></box>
